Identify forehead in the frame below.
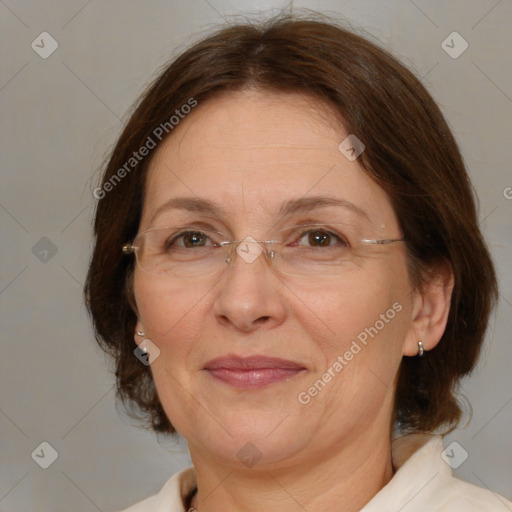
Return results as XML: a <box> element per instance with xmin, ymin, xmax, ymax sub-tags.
<box><xmin>141</xmin><ymin>90</ymin><xmax>398</xmax><ymax>231</ymax></box>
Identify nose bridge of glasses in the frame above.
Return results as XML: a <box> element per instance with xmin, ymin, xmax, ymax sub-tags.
<box><xmin>224</xmin><ymin>236</ymin><xmax>279</xmax><ymax>266</ymax></box>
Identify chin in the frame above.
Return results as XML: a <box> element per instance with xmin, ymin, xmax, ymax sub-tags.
<box><xmin>183</xmin><ymin>409</ymin><xmax>314</xmax><ymax>469</ymax></box>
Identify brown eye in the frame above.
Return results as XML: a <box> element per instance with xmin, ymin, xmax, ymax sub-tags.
<box><xmin>182</xmin><ymin>232</ymin><xmax>208</xmax><ymax>248</ymax></box>
<box><xmin>164</xmin><ymin>231</ymin><xmax>214</xmax><ymax>250</ymax></box>
<box><xmin>296</xmin><ymin>229</ymin><xmax>347</xmax><ymax>248</ymax></box>
<box><xmin>308</xmin><ymin>230</ymin><xmax>332</xmax><ymax>247</ymax></box>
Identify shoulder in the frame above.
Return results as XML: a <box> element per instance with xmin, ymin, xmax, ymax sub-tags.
<box><xmin>416</xmin><ymin>437</ymin><xmax>512</xmax><ymax>510</ymax></box>
<box><xmin>405</xmin><ymin>436</ymin><xmax>511</xmax><ymax>510</ymax></box>
<box><xmin>363</xmin><ymin>434</ymin><xmax>511</xmax><ymax>511</ymax></box>
<box><xmin>434</xmin><ymin>476</ymin><xmax>512</xmax><ymax>511</ymax></box>
<box><xmin>116</xmin><ymin>467</ymin><xmax>196</xmax><ymax>512</ymax></box>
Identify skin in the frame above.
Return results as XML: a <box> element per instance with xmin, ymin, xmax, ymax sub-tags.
<box><xmin>132</xmin><ymin>90</ymin><xmax>453</xmax><ymax>512</ymax></box>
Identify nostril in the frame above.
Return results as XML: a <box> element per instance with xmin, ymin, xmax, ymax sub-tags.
<box><xmin>256</xmin><ymin>316</ymin><xmax>271</xmax><ymax>324</ymax></box>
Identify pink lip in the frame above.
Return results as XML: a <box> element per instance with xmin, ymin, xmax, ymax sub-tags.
<box><xmin>204</xmin><ymin>356</ymin><xmax>306</xmax><ymax>389</ymax></box>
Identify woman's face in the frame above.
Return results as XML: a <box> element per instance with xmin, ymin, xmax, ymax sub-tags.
<box><xmin>133</xmin><ymin>90</ymin><xmax>420</xmax><ymax>468</ymax></box>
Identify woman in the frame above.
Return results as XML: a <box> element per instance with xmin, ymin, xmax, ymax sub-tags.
<box><xmin>84</xmin><ymin>15</ymin><xmax>511</xmax><ymax>512</ymax></box>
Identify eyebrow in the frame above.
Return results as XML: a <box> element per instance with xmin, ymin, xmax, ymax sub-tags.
<box><xmin>150</xmin><ymin>195</ymin><xmax>369</xmax><ymax>224</ymax></box>
<box><xmin>150</xmin><ymin>197</ymin><xmax>228</xmax><ymax>224</ymax></box>
<box><xmin>277</xmin><ymin>196</ymin><xmax>369</xmax><ymax>221</ymax></box>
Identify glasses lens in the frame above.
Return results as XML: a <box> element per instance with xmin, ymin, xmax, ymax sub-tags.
<box><xmin>135</xmin><ymin>227</ymin><xmax>227</xmax><ymax>277</ymax></box>
<box><xmin>271</xmin><ymin>223</ymin><xmax>397</xmax><ymax>277</ymax></box>
<box><xmin>131</xmin><ymin>223</ymin><xmax>402</xmax><ymax>278</ymax></box>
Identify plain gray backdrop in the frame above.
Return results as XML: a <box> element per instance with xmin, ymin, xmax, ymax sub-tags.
<box><xmin>1</xmin><ymin>1</ymin><xmax>511</xmax><ymax>511</ymax></box>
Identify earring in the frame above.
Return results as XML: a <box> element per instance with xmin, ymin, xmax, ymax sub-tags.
<box><xmin>417</xmin><ymin>340</ymin><xmax>424</xmax><ymax>357</ymax></box>
<box><xmin>136</xmin><ymin>330</ymin><xmax>145</xmax><ymax>337</ymax></box>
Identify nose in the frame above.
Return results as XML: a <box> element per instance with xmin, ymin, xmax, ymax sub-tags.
<box><xmin>212</xmin><ymin>242</ymin><xmax>287</xmax><ymax>333</ymax></box>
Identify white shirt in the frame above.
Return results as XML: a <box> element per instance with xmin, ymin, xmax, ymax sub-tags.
<box><xmin>118</xmin><ymin>434</ymin><xmax>511</xmax><ymax>511</ymax></box>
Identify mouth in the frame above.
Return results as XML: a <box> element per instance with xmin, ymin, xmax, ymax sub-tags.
<box><xmin>203</xmin><ymin>355</ymin><xmax>306</xmax><ymax>389</ymax></box>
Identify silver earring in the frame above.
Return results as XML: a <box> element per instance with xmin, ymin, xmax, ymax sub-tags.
<box><xmin>136</xmin><ymin>330</ymin><xmax>145</xmax><ymax>337</ymax></box>
<box><xmin>417</xmin><ymin>340</ymin><xmax>424</xmax><ymax>357</ymax></box>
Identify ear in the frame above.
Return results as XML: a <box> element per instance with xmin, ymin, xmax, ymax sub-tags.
<box><xmin>403</xmin><ymin>259</ymin><xmax>454</xmax><ymax>356</ymax></box>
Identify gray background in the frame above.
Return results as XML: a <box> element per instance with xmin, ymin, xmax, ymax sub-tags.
<box><xmin>1</xmin><ymin>1</ymin><xmax>511</xmax><ymax>511</ymax></box>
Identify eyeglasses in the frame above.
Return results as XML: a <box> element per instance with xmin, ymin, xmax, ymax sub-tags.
<box><xmin>122</xmin><ymin>224</ymin><xmax>406</xmax><ymax>278</ymax></box>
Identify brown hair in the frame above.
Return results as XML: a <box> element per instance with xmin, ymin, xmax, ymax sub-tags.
<box><xmin>84</xmin><ymin>14</ymin><xmax>498</xmax><ymax>434</ymax></box>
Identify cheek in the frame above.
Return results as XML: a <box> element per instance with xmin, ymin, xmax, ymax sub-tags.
<box><xmin>133</xmin><ymin>275</ymin><xmax>212</xmax><ymax>430</ymax></box>
<box><xmin>299</xmin><ymin>263</ymin><xmax>411</xmax><ymax>421</ymax></box>
<box><xmin>298</xmin><ymin>258</ymin><xmax>410</xmax><ymax>350</ymax></box>
<box><xmin>298</xmin><ymin>265</ymin><xmax>410</xmax><ymax>422</ymax></box>
<box><xmin>133</xmin><ymin>273</ymin><xmax>210</xmax><ymax>355</ymax></box>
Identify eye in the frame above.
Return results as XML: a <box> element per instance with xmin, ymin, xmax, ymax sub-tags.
<box><xmin>295</xmin><ymin>228</ymin><xmax>349</xmax><ymax>248</ymax></box>
<box><xmin>166</xmin><ymin>231</ymin><xmax>214</xmax><ymax>249</ymax></box>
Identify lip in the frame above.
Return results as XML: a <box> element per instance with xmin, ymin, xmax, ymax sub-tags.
<box><xmin>203</xmin><ymin>356</ymin><xmax>306</xmax><ymax>389</ymax></box>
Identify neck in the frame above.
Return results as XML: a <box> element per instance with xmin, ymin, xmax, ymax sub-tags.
<box><xmin>188</xmin><ymin>428</ymin><xmax>394</xmax><ymax>512</ymax></box>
